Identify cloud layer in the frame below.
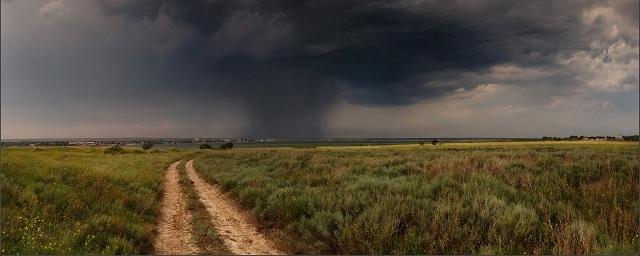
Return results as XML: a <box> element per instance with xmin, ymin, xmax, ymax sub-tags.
<box><xmin>1</xmin><ymin>0</ymin><xmax>638</xmax><ymax>138</ymax></box>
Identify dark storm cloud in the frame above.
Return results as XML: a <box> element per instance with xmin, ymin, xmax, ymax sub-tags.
<box><xmin>92</xmin><ymin>0</ymin><xmax>613</xmax><ymax>137</ymax></box>
<box><xmin>3</xmin><ymin>0</ymin><xmax>637</xmax><ymax>138</ymax></box>
<box><xmin>98</xmin><ymin>0</ymin><xmax>545</xmax><ymax>103</ymax></box>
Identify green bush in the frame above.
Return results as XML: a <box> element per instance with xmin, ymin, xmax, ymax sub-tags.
<box><xmin>141</xmin><ymin>141</ymin><xmax>154</xmax><ymax>150</ymax></box>
<box><xmin>104</xmin><ymin>146</ymin><xmax>127</xmax><ymax>154</ymax></box>
<box><xmin>130</xmin><ymin>149</ymin><xmax>147</xmax><ymax>154</ymax></box>
<box><xmin>219</xmin><ymin>142</ymin><xmax>234</xmax><ymax>150</ymax></box>
<box><xmin>200</xmin><ymin>143</ymin><xmax>213</xmax><ymax>149</ymax></box>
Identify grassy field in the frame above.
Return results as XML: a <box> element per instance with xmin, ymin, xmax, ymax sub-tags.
<box><xmin>194</xmin><ymin>141</ymin><xmax>639</xmax><ymax>254</ymax></box>
<box><xmin>0</xmin><ymin>147</ymin><xmax>189</xmax><ymax>254</ymax></box>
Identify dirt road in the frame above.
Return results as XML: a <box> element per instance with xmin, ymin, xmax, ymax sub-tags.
<box><xmin>185</xmin><ymin>160</ymin><xmax>284</xmax><ymax>255</ymax></box>
<box><xmin>153</xmin><ymin>161</ymin><xmax>200</xmax><ymax>254</ymax></box>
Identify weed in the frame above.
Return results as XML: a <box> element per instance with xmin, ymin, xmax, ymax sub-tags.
<box><xmin>1</xmin><ymin>147</ymin><xmax>188</xmax><ymax>254</ymax></box>
<box><xmin>194</xmin><ymin>141</ymin><xmax>639</xmax><ymax>254</ymax></box>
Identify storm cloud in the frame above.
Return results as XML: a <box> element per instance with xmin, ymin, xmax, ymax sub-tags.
<box><xmin>1</xmin><ymin>0</ymin><xmax>638</xmax><ymax>138</ymax></box>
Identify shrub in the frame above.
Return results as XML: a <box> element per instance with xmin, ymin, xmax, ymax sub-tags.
<box><xmin>552</xmin><ymin>220</ymin><xmax>597</xmax><ymax>254</ymax></box>
<box><xmin>431</xmin><ymin>139</ymin><xmax>439</xmax><ymax>145</ymax></box>
<box><xmin>490</xmin><ymin>204</ymin><xmax>540</xmax><ymax>251</ymax></box>
<box><xmin>141</xmin><ymin>141</ymin><xmax>154</xmax><ymax>150</ymax></box>
<box><xmin>219</xmin><ymin>142</ymin><xmax>234</xmax><ymax>150</ymax></box>
<box><xmin>200</xmin><ymin>143</ymin><xmax>213</xmax><ymax>149</ymax></box>
<box><xmin>104</xmin><ymin>146</ymin><xmax>127</xmax><ymax>154</ymax></box>
<box><xmin>130</xmin><ymin>149</ymin><xmax>146</xmax><ymax>154</ymax></box>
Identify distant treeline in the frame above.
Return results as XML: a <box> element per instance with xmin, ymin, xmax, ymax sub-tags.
<box><xmin>0</xmin><ymin>138</ymin><xmax>222</xmax><ymax>147</ymax></box>
<box><xmin>622</xmin><ymin>135</ymin><xmax>640</xmax><ymax>141</ymax></box>
<box><xmin>541</xmin><ymin>135</ymin><xmax>639</xmax><ymax>141</ymax></box>
<box><xmin>3</xmin><ymin>135</ymin><xmax>638</xmax><ymax>147</ymax></box>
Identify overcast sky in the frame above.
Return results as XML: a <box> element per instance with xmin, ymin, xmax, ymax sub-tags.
<box><xmin>1</xmin><ymin>0</ymin><xmax>638</xmax><ymax>139</ymax></box>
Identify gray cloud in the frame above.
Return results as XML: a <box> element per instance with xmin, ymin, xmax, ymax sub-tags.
<box><xmin>1</xmin><ymin>0</ymin><xmax>638</xmax><ymax>138</ymax></box>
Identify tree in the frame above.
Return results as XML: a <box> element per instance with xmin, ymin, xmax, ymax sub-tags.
<box><xmin>104</xmin><ymin>146</ymin><xmax>127</xmax><ymax>154</ymax></box>
<box><xmin>142</xmin><ymin>141</ymin><xmax>154</xmax><ymax>150</ymax></box>
<box><xmin>219</xmin><ymin>142</ymin><xmax>234</xmax><ymax>150</ymax></box>
<box><xmin>431</xmin><ymin>139</ymin><xmax>439</xmax><ymax>145</ymax></box>
<box><xmin>200</xmin><ymin>143</ymin><xmax>213</xmax><ymax>149</ymax></box>
<box><xmin>420</xmin><ymin>141</ymin><xmax>424</xmax><ymax>145</ymax></box>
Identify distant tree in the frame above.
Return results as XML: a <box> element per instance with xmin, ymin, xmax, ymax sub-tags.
<box><xmin>200</xmin><ymin>143</ymin><xmax>213</xmax><ymax>149</ymax></box>
<box><xmin>142</xmin><ymin>141</ymin><xmax>154</xmax><ymax>150</ymax></box>
<box><xmin>219</xmin><ymin>142</ymin><xmax>234</xmax><ymax>150</ymax></box>
<box><xmin>130</xmin><ymin>149</ymin><xmax>147</xmax><ymax>154</ymax></box>
<box><xmin>431</xmin><ymin>139</ymin><xmax>439</xmax><ymax>145</ymax></box>
<box><xmin>104</xmin><ymin>146</ymin><xmax>127</xmax><ymax>154</ymax></box>
<box><xmin>420</xmin><ymin>141</ymin><xmax>424</xmax><ymax>145</ymax></box>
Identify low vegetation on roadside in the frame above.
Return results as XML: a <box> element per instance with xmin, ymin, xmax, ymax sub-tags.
<box><xmin>194</xmin><ymin>141</ymin><xmax>639</xmax><ymax>254</ymax></box>
<box><xmin>1</xmin><ymin>147</ymin><xmax>188</xmax><ymax>254</ymax></box>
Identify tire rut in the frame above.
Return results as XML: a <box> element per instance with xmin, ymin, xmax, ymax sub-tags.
<box><xmin>185</xmin><ymin>160</ymin><xmax>284</xmax><ymax>255</ymax></box>
<box><xmin>153</xmin><ymin>160</ymin><xmax>200</xmax><ymax>255</ymax></box>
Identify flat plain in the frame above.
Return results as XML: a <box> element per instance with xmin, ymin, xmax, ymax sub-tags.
<box><xmin>1</xmin><ymin>141</ymin><xmax>638</xmax><ymax>254</ymax></box>
<box><xmin>194</xmin><ymin>141</ymin><xmax>639</xmax><ymax>254</ymax></box>
<box><xmin>1</xmin><ymin>147</ymin><xmax>188</xmax><ymax>254</ymax></box>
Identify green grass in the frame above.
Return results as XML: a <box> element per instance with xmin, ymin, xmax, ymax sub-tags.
<box><xmin>1</xmin><ymin>147</ymin><xmax>189</xmax><ymax>254</ymax></box>
<box><xmin>176</xmin><ymin>158</ymin><xmax>229</xmax><ymax>254</ymax></box>
<box><xmin>194</xmin><ymin>141</ymin><xmax>639</xmax><ymax>254</ymax></box>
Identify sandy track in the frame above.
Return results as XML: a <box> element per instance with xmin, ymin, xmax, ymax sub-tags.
<box><xmin>185</xmin><ymin>160</ymin><xmax>284</xmax><ymax>255</ymax></box>
<box><xmin>153</xmin><ymin>161</ymin><xmax>200</xmax><ymax>255</ymax></box>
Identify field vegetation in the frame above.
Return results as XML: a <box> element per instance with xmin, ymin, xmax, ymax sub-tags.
<box><xmin>1</xmin><ymin>147</ymin><xmax>188</xmax><ymax>254</ymax></box>
<box><xmin>194</xmin><ymin>141</ymin><xmax>639</xmax><ymax>254</ymax></box>
<box><xmin>2</xmin><ymin>141</ymin><xmax>637</xmax><ymax>254</ymax></box>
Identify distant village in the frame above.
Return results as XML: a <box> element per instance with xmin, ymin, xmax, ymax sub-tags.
<box><xmin>1</xmin><ymin>135</ymin><xmax>637</xmax><ymax>147</ymax></box>
<box><xmin>542</xmin><ymin>135</ymin><xmax>639</xmax><ymax>141</ymax></box>
<box><xmin>0</xmin><ymin>138</ymin><xmax>261</xmax><ymax>147</ymax></box>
